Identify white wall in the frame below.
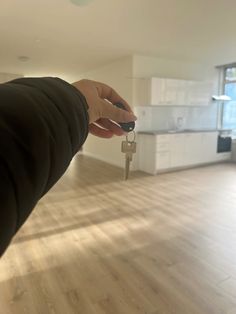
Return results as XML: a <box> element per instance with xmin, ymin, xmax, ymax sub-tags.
<box><xmin>82</xmin><ymin>55</ymin><xmax>220</xmax><ymax>168</ymax></box>
<box><xmin>132</xmin><ymin>55</ymin><xmax>217</xmax><ymax>80</ymax></box>
<box><xmin>83</xmin><ymin>56</ymin><xmax>133</xmax><ymax>104</ymax></box>
<box><xmin>23</xmin><ymin>73</ymin><xmax>80</xmax><ymax>84</ymax></box>
<box><xmin>82</xmin><ymin>56</ymin><xmax>133</xmax><ymax>168</ymax></box>
<box><xmin>0</xmin><ymin>72</ymin><xmax>22</xmax><ymax>83</ymax></box>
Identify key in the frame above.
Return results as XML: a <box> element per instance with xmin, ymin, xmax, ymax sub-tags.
<box><xmin>114</xmin><ymin>102</ymin><xmax>135</xmax><ymax>132</ymax></box>
<box><xmin>121</xmin><ymin>136</ymin><xmax>137</xmax><ymax>180</ymax></box>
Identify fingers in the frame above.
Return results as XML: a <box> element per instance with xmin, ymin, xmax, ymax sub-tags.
<box><xmin>89</xmin><ymin>119</ymin><xmax>126</xmax><ymax>138</ymax></box>
<box><xmin>96</xmin><ymin>118</ymin><xmax>125</xmax><ymax>136</ymax></box>
<box><xmin>72</xmin><ymin>79</ymin><xmax>137</xmax><ymax>124</ymax></box>
<box><xmin>89</xmin><ymin>124</ymin><xmax>113</xmax><ymax>138</ymax></box>
<box><xmin>93</xmin><ymin>81</ymin><xmax>133</xmax><ymax>113</ymax></box>
<box><xmin>98</xmin><ymin>99</ymin><xmax>137</xmax><ymax>123</ymax></box>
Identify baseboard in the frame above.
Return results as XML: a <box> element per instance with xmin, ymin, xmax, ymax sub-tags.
<box><xmin>156</xmin><ymin>160</ymin><xmax>233</xmax><ymax>175</ymax></box>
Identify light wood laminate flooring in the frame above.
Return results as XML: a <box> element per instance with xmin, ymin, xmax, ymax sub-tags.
<box><xmin>0</xmin><ymin>155</ymin><xmax>236</xmax><ymax>314</ymax></box>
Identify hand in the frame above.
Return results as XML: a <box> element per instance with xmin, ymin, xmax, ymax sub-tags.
<box><xmin>72</xmin><ymin>79</ymin><xmax>137</xmax><ymax>138</ymax></box>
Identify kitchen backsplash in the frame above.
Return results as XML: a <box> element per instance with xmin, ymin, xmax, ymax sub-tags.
<box><xmin>134</xmin><ymin>103</ymin><xmax>218</xmax><ymax>131</ymax></box>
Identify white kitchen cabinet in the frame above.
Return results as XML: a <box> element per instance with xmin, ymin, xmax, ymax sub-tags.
<box><xmin>138</xmin><ymin>134</ymin><xmax>156</xmax><ymax>174</ymax></box>
<box><xmin>184</xmin><ymin>133</ymin><xmax>203</xmax><ymax>165</ymax></box>
<box><xmin>170</xmin><ymin>132</ymin><xmax>218</xmax><ymax>167</ymax></box>
<box><xmin>133</xmin><ymin>78</ymin><xmax>168</xmax><ymax>106</ymax></box>
<box><xmin>156</xmin><ymin>152</ymin><xmax>170</xmax><ymax>170</ymax></box>
<box><xmin>169</xmin><ymin>134</ymin><xmax>186</xmax><ymax>167</ymax></box>
<box><xmin>164</xmin><ymin>79</ymin><xmax>178</xmax><ymax>105</ymax></box>
<box><xmin>176</xmin><ymin>80</ymin><xmax>187</xmax><ymax>106</ymax></box>
<box><xmin>138</xmin><ymin>134</ymin><xmax>170</xmax><ymax>174</ymax></box>
<box><xmin>138</xmin><ymin>131</ymin><xmax>226</xmax><ymax>175</ymax></box>
<box><xmin>184</xmin><ymin>132</ymin><xmax>220</xmax><ymax>165</ymax></box>
<box><xmin>201</xmin><ymin>132</ymin><xmax>218</xmax><ymax>163</ymax></box>
<box><xmin>156</xmin><ymin>134</ymin><xmax>171</xmax><ymax>151</ymax></box>
<box><xmin>150</xmin><ymin>78</ymin><xmax>166</xmax><ymax>105</ymax></box>
<box><xmin>134</xmin><ymin>77</ymin><xmax>212</xmax><ymax>106</ymax></box>
<box><xmin>155</xmin><ymin>135</ymin><xmax>171</xmax><ymax>171</ymax></box>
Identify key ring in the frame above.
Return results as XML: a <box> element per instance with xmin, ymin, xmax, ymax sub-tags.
<box><xmin>126</xmin><ymin>130</ymin><xmax>136</xmax><ymax>143</ymax></box>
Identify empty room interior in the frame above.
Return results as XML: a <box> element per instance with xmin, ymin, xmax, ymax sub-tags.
<box><xmin>0</xmin><ymin>1</ymin><xmax>236</xmax><ymax>313</ymax></box>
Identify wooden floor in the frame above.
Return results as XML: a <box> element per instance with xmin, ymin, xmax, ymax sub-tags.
<box><xmin>0</xmin><ymin>155</ymin><xmax>236</xmax><ymax>314</ymax></box>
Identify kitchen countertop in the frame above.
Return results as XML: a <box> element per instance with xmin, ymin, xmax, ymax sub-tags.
<box><xmin>137</xmin><ymin>129</ymin><xmax>232</xmax><ymax>135</ymax></box>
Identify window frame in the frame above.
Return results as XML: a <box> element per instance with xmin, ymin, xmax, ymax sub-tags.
<box><xmin>223</xmin><ymin>63</ymin><xmax>236</xmax><ymax>88</ymax></box>
<box><xmin>220</xmin><ymin>63</ymin><xmax>236</xmax><ymax>130</ymax></box>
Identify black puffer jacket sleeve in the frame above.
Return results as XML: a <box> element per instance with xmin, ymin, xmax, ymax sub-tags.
<box><xmin>0</xmin><ymin>77</ymin><xmax>89</xmax><ymax>256</ymax></box>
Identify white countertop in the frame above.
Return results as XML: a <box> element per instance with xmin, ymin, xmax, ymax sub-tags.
<box><xmin>137</xmin><ymin>129</ymin><xmax>232</xmax><ymax>135</ymax></box>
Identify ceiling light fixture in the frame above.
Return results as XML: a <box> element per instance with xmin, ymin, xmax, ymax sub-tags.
<box><xmin>70</xmin><ymin>0</ymin><xmax>94</xmax><ymax>6</ymax></box>
<box><xmin>18</xmin><ymin>56</ymin><xmax>30</xmax><ymax>62</ymax></box>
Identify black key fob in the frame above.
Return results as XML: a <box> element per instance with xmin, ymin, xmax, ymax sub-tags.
<box><xmin>114</xmin><ymin>102</ymin><xmax>135</xmax><ymax>132</ymax></box>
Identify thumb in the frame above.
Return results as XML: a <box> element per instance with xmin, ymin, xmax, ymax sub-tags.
<box><xmin>98</xmin><ymin>99</ymin><xmax>137</xmax><ymax>123</ymax></box>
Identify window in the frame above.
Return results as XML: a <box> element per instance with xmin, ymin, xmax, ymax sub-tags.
<box><xmin>224</xmin><ymin>66</ymin><xmax>236</xmax><ymax>99</ymax></box>
<box><xmin>222</xmin><ymin>64</ymin><xmax>236</xmax><ymax>129</ymax></box>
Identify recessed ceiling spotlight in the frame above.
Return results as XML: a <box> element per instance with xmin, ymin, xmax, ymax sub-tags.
<box><xmin>18</xmin><ymin>56</ymin><xmax>30</xmax><ymax>62</ymax></box>
<box><xmin>70</xmin><ymin>0</ymin><xmax>94</xmax><ymax>6</ymax></box>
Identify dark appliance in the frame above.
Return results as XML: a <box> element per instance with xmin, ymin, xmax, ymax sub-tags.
<box><xmin>217</xmin><ymin>135</ymin><xmax>232</xmax><ymax>153</ymax></box>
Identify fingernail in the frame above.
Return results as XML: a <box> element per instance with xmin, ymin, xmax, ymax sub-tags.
<box><xmin>130</xmin><ymin>114</ymin><xmax>137</xmax><ymax>121</ymax></box>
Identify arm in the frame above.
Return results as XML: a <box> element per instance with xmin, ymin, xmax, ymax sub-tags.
<box><xmin>0</xmin><ymin>77</ymin><xmax>89</xmax><ymax>256</ymax></box>
<box><xmin>0</xmin><ymin>77</ymin><xmax>136</xmax><ymax>257</ymax></box>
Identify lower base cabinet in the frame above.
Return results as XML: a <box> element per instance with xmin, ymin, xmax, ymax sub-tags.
<box><xmin>138</xmin><ymin>132</ymin><xmax>231</xmax><ymax>174</ymax></box>
<box><xmin>156</xmin><ymin>152</ymin><xmax>170</xmax><ymax>170</ymax></box>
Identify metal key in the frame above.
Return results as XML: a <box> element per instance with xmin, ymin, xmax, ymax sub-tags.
<box><xmin>114</xmin><ymin>102</ymin><xmax>135</xmax><ymax>132</ymax></box>
<box><xmin>121</xmin><ymin>133</ymin><xmax>137</xmax><ymax>180</ymax></box>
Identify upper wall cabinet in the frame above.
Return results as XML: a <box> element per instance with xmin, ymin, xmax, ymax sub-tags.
<box><xmin>133</xmin><ymin>77</ymin><xmax>213</xmax><ymax>106</ymax></box>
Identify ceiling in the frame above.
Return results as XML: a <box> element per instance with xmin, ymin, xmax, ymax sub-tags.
<box><xmin>1</xmin><ymin>0</ymin><xmax>236</xmax><ymax>78</ymax></box>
